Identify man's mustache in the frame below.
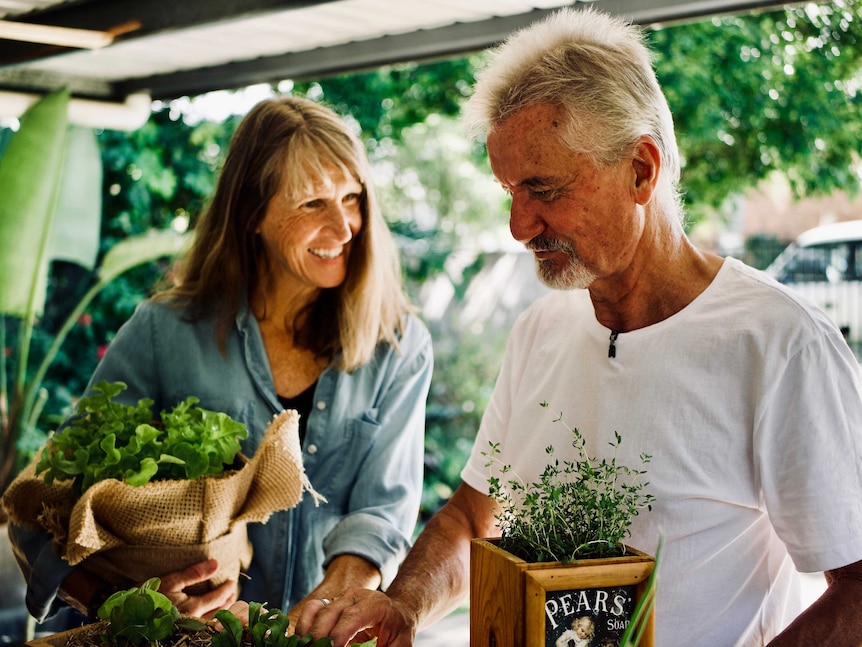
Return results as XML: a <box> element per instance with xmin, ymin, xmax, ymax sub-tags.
<box><xmin>525</xmin><ymin>235</ymin><xmax>574</xmax><ymax>254</ymax></box>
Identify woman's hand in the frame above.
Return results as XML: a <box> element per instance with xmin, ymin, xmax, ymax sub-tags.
<box><xmin>224</xmin><ymin>600</ymin><xmax>251</xmax><ymax>625</ymax></box>
<box><xmin>157</xmin><ymin>559</ymin><xmax>238</xmax><ymax>619</ymax></box>
<box><xmin>209</xmin><ymin>600</ymin><xmax>251</xmax><ymax>629</ymax></box>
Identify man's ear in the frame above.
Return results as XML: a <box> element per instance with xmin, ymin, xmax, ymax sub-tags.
<box><xmin>631</xmin><ymin>136</ymin><xmax>661</xmax><ymax>204</ymax></box>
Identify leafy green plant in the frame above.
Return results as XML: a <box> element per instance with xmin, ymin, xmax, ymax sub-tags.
<box><xmin>92</xmin><ymin>581</ymin><xmax>376</xmax><ymax>647</ymax></box>
<box><xmin>484</xmin><ymin>401</ymin><xmax>655</xmax><ymax>563</ymax></box>
<box><xmin>97</xmin><ymin>578</ymin><xmax>207</xmax><ymax>646</ymax></box>
<box><xmin>213</xmin><ymin>603</ymin><xmax>377</xmax><ymax>647</ymax></box>
<box><xmin>35</xmin><ymin>380</ymin><xmax>248</xmax><ymax>494</ymax></box>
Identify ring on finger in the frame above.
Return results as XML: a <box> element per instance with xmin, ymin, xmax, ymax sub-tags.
<box><xmin>319</xmin><ymin>598</ymin><xmax>331</xmax><ymax>607</ymax></box>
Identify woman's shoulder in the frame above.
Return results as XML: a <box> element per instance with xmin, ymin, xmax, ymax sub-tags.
<box><xmin>388</xmin><ymin>312</ymin><xmax>433</xmax><ymax>364</ymax></box>
<box><xmin>130</xmin><ymin>297</ymin><xmax>188</xmax><ymax>324</ymax></box>
<box><xmin>366</xmin><ymin>312</ymin><xmax>432</xmax><ymax>371</ymax></box>
<box><xmin>399</xmin><ymin>311</ymin><xmax>432</xmax><ymax>345</ymax></box>
<box><xmin>123</xmin><ymin>297</ymin><xmax>218</xmax><ymax>336</ymax></box>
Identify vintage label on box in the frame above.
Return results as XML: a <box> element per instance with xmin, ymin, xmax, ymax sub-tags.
<box><xmin>544</xmin><ymin>585</ymin><xmax>636</xmax><ymax>647</ymax></box>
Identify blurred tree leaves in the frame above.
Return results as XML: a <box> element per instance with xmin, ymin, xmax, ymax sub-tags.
<box><xmin>293</xmin><ymin>58</ymin><xmax>478</xmax><ymax>143</ymax></box>
<box><xmin>651</xmin><ymin>1</ymin><xmax>862</xmax><ymax>218</ymax></box>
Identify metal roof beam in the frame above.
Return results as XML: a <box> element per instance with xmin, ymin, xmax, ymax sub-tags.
<box><xmin>119</xmin><ymin>0</ymin><xmax>797</xmax><ymax>101</ymax></box>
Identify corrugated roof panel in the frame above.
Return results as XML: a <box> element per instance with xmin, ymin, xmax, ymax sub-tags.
<box><xmin>0</xmin><ymin>0</ymin><xmax>62</xmax><ymax>19</ymax></box>
<box><xmin>0</xmin><ymin>0</ymin><xmax>796</xmax><ymax>103</ymax></box>
<box><xmin>16</xmin><ymin>0</ymin><xmax>569</xmax><ymax>81</ymax></box>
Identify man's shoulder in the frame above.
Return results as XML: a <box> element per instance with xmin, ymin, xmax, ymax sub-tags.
<box><xmin>515</xmin><ymin>289</ymin><xmax>592</xmax><ymax>329</ymax></box>
<box><xmin>716</xmin><ymin>257</ymin><xmax>839</xmax><ymax>330</ymax></box>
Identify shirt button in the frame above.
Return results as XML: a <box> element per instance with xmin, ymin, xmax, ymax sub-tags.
<box><xmin>316</xmin><ymin>400</ymin><xmax>326</xmax><ymax>410</ymax></box>
<box><xmin>307</xmin><ymin>444</ymin><xmax>318</xmax><ymax>455</ymax></box>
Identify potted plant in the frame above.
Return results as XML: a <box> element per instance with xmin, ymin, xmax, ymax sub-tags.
<box><xmin>2</xmin><ymin>381</ymin><xmax>321</xmax><ymax>597</ymax></box>
<box><xmin>26</xmin><ymin>578</ymin><xmax>377</xmax><ymax>647</ymax></box>
<box><xmin>471</xmin><ymin>402</ymin><xmax>658</xmax><ymax>647</ymax></box>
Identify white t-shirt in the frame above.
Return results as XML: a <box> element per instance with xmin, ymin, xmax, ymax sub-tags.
<box><xmin>461</xmin><ymin>257</ymin><xmax>862</xmax><ymax>647</ymax></box>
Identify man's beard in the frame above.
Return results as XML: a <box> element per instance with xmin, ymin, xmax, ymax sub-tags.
<box><xmin>526</xmin><ymin>235</ymin><xmax>597</xmax><ymax>290</ymax></box>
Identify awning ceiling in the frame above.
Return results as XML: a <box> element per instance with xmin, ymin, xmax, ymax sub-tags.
<box><xmin>0</xmin><ymin>0</ymin><xmax>800</xmax><ymax>106</ymax></box>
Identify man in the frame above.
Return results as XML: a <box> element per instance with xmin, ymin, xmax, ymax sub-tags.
<box><xmin>297</xmin><ymin>7</ymin><xmax>862</xmax><ymax>646</ymax></box>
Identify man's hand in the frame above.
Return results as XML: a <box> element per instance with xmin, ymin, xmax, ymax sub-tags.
<box><xmin>294</xmin><ymin>588</ymin><xmax>415</xmax><ymax>647</ymax></box>
<box><xmin>293</xmin><ymin>484</ymin><xmax>497</xmax><ymax>646</ymax></box>
<box><xmin>157</xmin><ymin>559</ymin><xmax>238</xmax><ymax>619</ymax></box>
<box><xmin>286</xmin><ymin>554</ymin><xmax>382</xmax><ymax>637</ymax></box>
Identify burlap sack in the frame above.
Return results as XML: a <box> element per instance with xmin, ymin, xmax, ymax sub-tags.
<box><xmin>2</xmin><ymin>409</ymin><xmax>324</xmax><ymax>591</ymax></box>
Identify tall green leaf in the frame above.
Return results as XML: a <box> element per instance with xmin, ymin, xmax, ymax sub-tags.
<box><xmin>97</xmin><ymin>229</ymin><xmax>189</xmax><ymax>282</ymax></box>
<box><xmin>0</xmin><ymin>89</ymin><xmax>70</xmax><ymax>316</ymax></box>
<box><xmin>21</xmin><ymin>228</ymin><xmax>191</xmax><ymax>429</ymax></box>
<box><xmin>46</xmin><ymin>125</ymin><xmax>102</xmax><ymax>269</ymax></box>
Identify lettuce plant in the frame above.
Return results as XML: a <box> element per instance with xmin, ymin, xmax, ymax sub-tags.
<box><xmin>35</xmin><ymin>380</ymin><xmax>248</xmax><ymax>494</ymax></box>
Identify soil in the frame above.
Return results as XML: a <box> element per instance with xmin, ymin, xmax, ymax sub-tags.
<box><xmin>62</xmin><ymin>619</ymin><xmax>220</xmax><ymax>647</ymax></box>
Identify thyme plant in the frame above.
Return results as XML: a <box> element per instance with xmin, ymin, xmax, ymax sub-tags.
<box><xmin>484</xmin><ymin>402</ymin><xmax>655</xmax><ymax>562</ymax></box>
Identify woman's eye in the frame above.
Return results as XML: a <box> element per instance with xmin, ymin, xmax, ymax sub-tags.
<box><xmin>343</xmin><ymin>193</ymin><xmax>361</xmax><ymax>204</ymax></box>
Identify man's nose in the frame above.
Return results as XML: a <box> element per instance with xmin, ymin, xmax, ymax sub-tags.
<box><xmin>509</xmin><ymin>196</ymin><xmax>543</xmax><ymax>244</ymax></box>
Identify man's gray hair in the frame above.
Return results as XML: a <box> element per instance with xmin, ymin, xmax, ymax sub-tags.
<box><xmin>463</xmin><ymin>6</ymin><xmax>683</xmax><ymax>220</ymax></box>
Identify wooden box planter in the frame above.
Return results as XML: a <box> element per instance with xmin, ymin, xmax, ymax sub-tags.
<box><xmin>470</xmin><ymin>538</ymin><xmax>655</xmax><ymax>647</ymax></box>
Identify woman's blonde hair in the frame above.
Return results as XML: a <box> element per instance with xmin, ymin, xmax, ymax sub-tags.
<box><xmin>157</xmin><ymin>96</ymin><xmax>413</xmax><ymax>371</ymax></box>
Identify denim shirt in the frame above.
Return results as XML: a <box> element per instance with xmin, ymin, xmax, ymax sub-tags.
<box><xmin>11</xmin><ymin>299</ymin><xmax>432</xmax><ymax>620</ymax></box>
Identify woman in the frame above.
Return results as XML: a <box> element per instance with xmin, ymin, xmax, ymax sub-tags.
<box><xmin>11</xmin><ymin>96</ymin><xmax>433</xmax><ymax>626</ymax></box>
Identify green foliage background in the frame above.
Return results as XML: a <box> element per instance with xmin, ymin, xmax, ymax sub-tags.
<box><xmin>2</xmin><ymin>1</ymin><xmax>862</xmax><ymax>521</ymax></box>
<box><xmin>652</xmin><ymin>1</ymin><xmax>862</xmax><ymax>219</ymax></box>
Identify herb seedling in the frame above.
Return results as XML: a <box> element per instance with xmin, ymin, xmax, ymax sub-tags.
<box><xmin>35</xmin><ymin>381</ymin><xmax>248</xmax><ymax>494</ymax></box>
<box><xmin>97</xmin><ymin>578</ymin><xmax>206</xmax><ymax>646</ymax></box>
<box><xmin>484</xmin><ymin>402</ymin><xmax>655</xmax><ymax>562</ymax></box>
<box><xmin>213</xmin><ymin>603</ymin><xmax>377</xmax><ymax>647</ymax></box>
<box><xmin>94</xmin><ymin>580</ymin><xmax>376</xmax><ymax>647</ymax></box>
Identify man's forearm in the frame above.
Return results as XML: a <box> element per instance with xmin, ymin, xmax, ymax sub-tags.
<box><xmin>385</xmin><ymin>484</ymin><xmax>499</xmax><ymax>632</ymax></box>
<box><xmin>769</xmin><ymin>564</ymin><xmax>862</xmax><ymax>646</ymax></box>
<box><xmin>385</xmin><ymin>504</ymin><xmax>474</xmax><ymax>631</ymax></box>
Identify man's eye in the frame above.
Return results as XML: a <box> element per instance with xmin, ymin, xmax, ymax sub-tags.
<box><xmin>531</xmin><ymin>189</ymin><xmax>555</xmax><ymax>200</ymax></box>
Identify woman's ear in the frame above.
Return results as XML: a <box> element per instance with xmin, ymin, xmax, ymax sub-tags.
<box><xmin>631</xmin><ymin>136</ymin><xmax>661</xmax><ymax>205</ymax></box>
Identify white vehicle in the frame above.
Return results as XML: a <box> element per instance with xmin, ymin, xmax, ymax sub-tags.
<box><xmin>765</xmin><ymin>219</ymin><xmax>862</xmax><ymax>344</ymax></box>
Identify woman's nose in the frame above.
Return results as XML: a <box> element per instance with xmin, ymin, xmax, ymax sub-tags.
<box><xmin>326</xmin><ymin>204</ymin><xmax>358</xmax><ymax>240</ymax></box>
